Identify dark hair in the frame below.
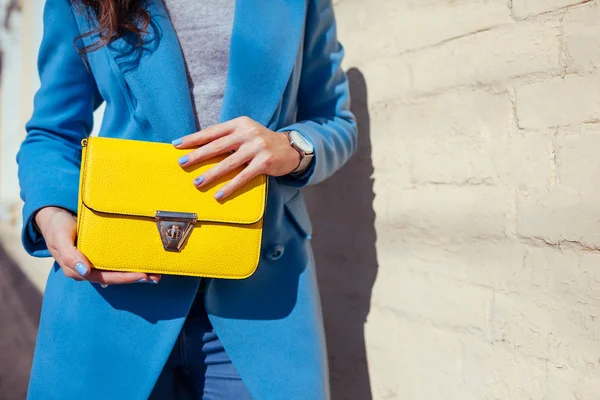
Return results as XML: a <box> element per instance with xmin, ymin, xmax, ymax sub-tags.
<box><xmin>72</xmin><ymin>0</ymin><xmax>151</xmax><ymax>54</ymax></box>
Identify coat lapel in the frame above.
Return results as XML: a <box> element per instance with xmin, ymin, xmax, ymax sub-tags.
<box><xmin>220</xmin><ymin>0</ymin><xmax>307</xmax><ymax>127</ymax></box>
<box><xmin>105</xmin><ymin>0</ymin><xmax>196</xmax><ymax>141</ymax></box>
<box><xmin>105</xmin><ymin>0</ymin><xmax>307</xmax><ymax>138</ymax></box>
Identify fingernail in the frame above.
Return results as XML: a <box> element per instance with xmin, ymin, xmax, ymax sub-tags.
<box><xmin>178</xmin><ymin>155</ymin><xmax>189</xmax><ymax>165</ymax></box>
<box><xmin>136</xmin><ymin>278</ymin><xmax>159</xmax><ymax>284</ymax></box>
<box><xmin>172</xmin><ymin>138</ymin><xmax>183</xmax><ymax>146</ymax></box>
<box><xmin>194</xmin><ymin>176</ymin><xmax>204</xmax><ymax>186</ymax></box>
<box><xmin>74</xmin><ymin>262</ymin><xmax>88</xmax><ymax>277</ymax></box>
<box><xmin>214</xmin><ymin>190</ymin><xmax>224</xmax><ymax>200</ymax></box>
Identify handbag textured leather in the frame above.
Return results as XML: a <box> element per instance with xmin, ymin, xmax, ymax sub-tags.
<box><xmin>76</xmin><ymin>136</ymin><xmax>267</xmax><ymax>278</ymax></box>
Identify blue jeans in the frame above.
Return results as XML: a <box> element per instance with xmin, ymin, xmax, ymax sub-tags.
<box><xmin>149</xmin><ymin>289</ymin><xmax>253</xmax><ymax>399</ymax></box>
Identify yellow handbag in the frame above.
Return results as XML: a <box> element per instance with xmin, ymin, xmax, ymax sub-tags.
<box><xmin>76</xmin><ymin>136</ymin><xmax>267</xmax><ymax>278</ymax></box>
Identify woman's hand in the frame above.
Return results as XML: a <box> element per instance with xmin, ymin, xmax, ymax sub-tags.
<box><xmin>173</xmin><ymin>117</ymin><xmax>301</xmax><ymax>199</ymax></box>
<box><xmin>35</xmin><ymin>207</ymin><xmax>161</xmax><ymax>286</ymax></box>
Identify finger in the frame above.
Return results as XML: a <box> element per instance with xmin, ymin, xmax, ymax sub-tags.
<box><xmin>53</xmin><ymin>230</ymin><xmax>92</xmax><ymax>281</ymax></box>
<box><xmin>214</xmin><ymin>160</ymin><xmax>263</xmax><ymax>200</ymax></box>
<box><xmin>172</xmin><ymin>120</ymin><xmax>237</xmax><ymax>148</ymax></box>
<box><xmin>179</xmin><ymin>135</ymin><xmax>241</xmax><ymax>167</ymax></box>
<box><xmin>147</xmin><ymin>274</ymin><xmax>162</xmax><ymax>283</ymax></box>
<box><xmin>194</xmin><ymin>148</ymin><xmax>253</xmax><ymax>188</ymax></box>
<box><xmin>87</xmin><ymin>270</ymin><xmax>151</xmax><ymax>285</ymax></box>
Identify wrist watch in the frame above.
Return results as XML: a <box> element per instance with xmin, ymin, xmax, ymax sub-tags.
<box><xmin>284</xmin><ymin>130</ymin><xmax>315</xmax><ymax>175</ymax></box>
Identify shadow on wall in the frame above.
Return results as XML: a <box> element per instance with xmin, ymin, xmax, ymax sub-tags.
<box><xmin>304</xmin><ymin>68</ymin><xmax>377</xmax><ymax>400</ymax></box>
<box><xmin>0</xmin><ymin>243</ymin><xmax>42</xmax><ymax>399</ymax></box>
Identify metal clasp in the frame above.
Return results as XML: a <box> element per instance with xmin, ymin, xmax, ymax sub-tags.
<box><xmin>155</xmin><ymin>211</ymin><xmax>197</xmax><ymax>252</ymax></box>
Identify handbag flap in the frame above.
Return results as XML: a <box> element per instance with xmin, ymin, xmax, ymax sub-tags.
<box><xmin>80</xmin><ymin>137</ymin><xmax>267</xmax><ymax>224</ymax></box>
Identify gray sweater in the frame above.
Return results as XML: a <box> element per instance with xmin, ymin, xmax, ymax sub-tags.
<box><xmin>162</xmin><ymin>0</ymin><xmax>235</xmax><ymax>130</ymax></box>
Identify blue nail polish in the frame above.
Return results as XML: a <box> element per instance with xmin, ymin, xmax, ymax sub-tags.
<box><xmin>172</xmin><ymin>138</ymin><xmax>183</xmax><ymax>146</ymax></box>
<box><xmin>215</xmin><ymin>190</ymin><xmax>224</xmax><ymax>200</ymax></box>
<box><xmin>74</xmin><ymin>262</ymin><xmax>88</xmax><ymax>277</ymax></box>
<box><xmin>178</xmin><ymin>155</ymin><xmax>189</xmax><ymax>165</ymax></box>
<box><xmin>194</xmin><ymin>176</ymin><xmax>205</xmax><ymax>186</ymax></box>
<box><xmin>149</xmin><ymin>279</ymin><xmax>159</xmax><ymax>284</ymax></box>
<box><xmin>136</xmin><ymin>278</ymin><xmax>150</xmax><ymax>283</ymax></box>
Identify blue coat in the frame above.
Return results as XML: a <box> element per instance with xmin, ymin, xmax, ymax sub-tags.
<box><xmin>17</xmin><ymin>0</ymin><xmax>357</xmax><ymax>398</ymax></box>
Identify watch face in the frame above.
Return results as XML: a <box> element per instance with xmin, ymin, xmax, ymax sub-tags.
<box><xmin>290</xmin><ymin>131</ymin><xmax>314</xmax><ymax>154</ymax></box>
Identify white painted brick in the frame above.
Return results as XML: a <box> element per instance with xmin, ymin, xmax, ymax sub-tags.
<box><xmin>516</xmin><ymin>75</ymin><xmax>600</xmax><ymax>128</ymax></box>
<box><xmin>491</xmin><ymin>290</ymin><xmax>600</xmax><ymax>368</ymax></box>
<box><xmin>372</xmin><ymin>265</ymin><xmax>493</xmax><ymax>332</ymax></box>
<box><xmin>336</xmin><ymin>0</ymin><xmax>509</xmax><ymax>65</ymax></box>
<box><xmin>371</xmin><ymin>90</ymin><xmax>554</xmax><ymax>188</ymax></box>
<box><xmin>370</xmin><ymin>90</ymin><xmax>512</xmax><ymax>140</ymax></box>
<box><xmin>564</xmin><ymin>2</ymin><xmax>600</xmax><ymax>73</ymax></box>
<box><xmin>402</xmin><ymin>131</ymin><xmax>554</xmax><ymax>188</ymax></box>
<box><xmin>379</xmin><ymin>186</ymin><xmax>511</xmax><ymax>243</ymax></box>
<box><xmin>546</xmin><ymin>366</ymin><xmax>600</xmax><ymax>400</ymax></box>
<box><xmin>527</xmin><ymin>247</ymin><xmax>600</xmax><ymax>308</ymax></box>
<box><xmin>462</xmin><ymin>337</ymin><xmax>547</xmax><ymax>399</ymax></box>
<box><xmin>556</xmin><ymin>129</ymin><xmax>600</xmax><ymax>189</ymax></box>
<box><xmin>357</xmin><ymin>55</ymin><xmax>412</xmax><ymax>105</ymax></box>
<box><xmin>407</xmin><ymin>136</ymin><xmax>497</xmax><ymax>185</ymax></box>
<box><xmin>516</xmin><ymin>188</ymin><xmax>600</xmax><ymax>248</ymax></box>
<box><xmin>365</xmin><ymin>309</ymin><xmax>475</xmax><ymax>400</ymax></box>
<box><xmin>384</xmin><ymin>241</ymin><xmax>531</xmax><ymax>295</ymax></box>
<box><xmin>405</xmin><ymin>20</ymin><xmax>562</xmax><ymax>94</ymax></box>
<box><xmin>493</xmin><ymin>131</ymin><xmax>555</xmax><ymax>189</ymax></box>
<box><xmin>369</xmin><ymin>90</ymin><xmax>512</xmax><ymax>190</ymax></box>
<box><xmin>512</xmin><ymin>0</ymin><xmax>591</xmax><ymax>19</ymax></box>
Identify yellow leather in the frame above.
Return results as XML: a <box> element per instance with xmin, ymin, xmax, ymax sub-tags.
<box><xmin>76</xmin><ymin>137</ymin><xmax>267</xmax><ymax>278</ymax></box>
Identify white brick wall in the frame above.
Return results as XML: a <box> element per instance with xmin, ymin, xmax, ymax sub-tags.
<box><xmin>328</xmin><ymin>0</ymin><xmax>600</xmax><ymax>398</ymax></box>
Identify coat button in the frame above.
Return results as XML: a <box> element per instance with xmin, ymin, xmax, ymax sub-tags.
<box><xmin>267</xmin><ymin>245</ymin><xmax>285</xmax><ymax>261</ymax></box>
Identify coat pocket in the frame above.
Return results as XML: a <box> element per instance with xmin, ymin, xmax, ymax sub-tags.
<box><xmin>283</xmin><ymin>191</ymin><xmax>313</xmax><ymax>238</ymax></box>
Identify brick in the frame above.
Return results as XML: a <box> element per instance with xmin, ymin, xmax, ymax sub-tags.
<box><xmin>370</xmin><ymin>90</ymin><xmax>510</xmax><ymax>146</ymax></box>
<box><xmin>546</xmin><ymin>366</ymin><xmax>600</xmax><ymax>400</ymax></box>
<box><xmin>491</xmin><ymin>290</ymin><xmax>600</xmax><ymax>364</ymax></box>
<box><xmin>336</xmin><ymin>0</ymin><xmax>509</xmax><ymax>65</ymax></box>
<box><xmin>517</xmin><ymin>75</ymin><xmax>600</xmax><ymax>128</ymax></box>
<box><xmin>365</xmin><ymin>309</ymin><xmax>474</xmax><ymax>400</ymax></box>
<box><xmin>516</xmin><ymin>75</ymin><xmax>600</xmax><ymax>128</ymax></box>
<box><xmin>493</xmin><ymin>131</ymin><xmax>554</xmax><ymax>189</ymax></box>
<box><xmin>372</xmin><ymin>260</ymin><xmax>493</xmax><ymax>332</ymax></box>
<box><xmin>356</xmin><ymin>55</ymin><xmax>412</xmax><ymax>105</ymax></box>
<box><xmin>527</xmin><ymin>247</ymin><xmax>600</xmax><ymax>309</ymax></box>
<box><xmin>386</xmin><ymin>241</ymin><xmax>531</xmax><ymax>295</ymax></box>
<box><xmin>405</xmin><ymin>20</ymin><xmax>562</xmax><ymax>94</ymax></box>
<box><xmin>371</xmin><ymin>89</ymin><xmax>554</xmax><ymax>188</ymax></box>
<box><xmin>512</xmin><ymin>0</ymin><xmax>591</xmax><ymax>19</ymax></box>
<box><xmin>402</xmin><ymin>131</ymin><xmax>553</xmax><ymax>188</ymax></box>
<box><xmin>378</xmin><ymin>186</ymin><xmax>511</xmax><ymax>244</ymax></box>
<box><xmin>516</xmin><ymin>188</ymin><xmax>600</xmax><ymax>248</ymax></box>
<box><xmin>556</xmin><ymin>129</ymin><xmax>600</xmax><ymax>189</ymax></box>
<box><xmin>462</xmin><ymin>337</ymin><xmax>547</xmax><ymax>399</ymax></box>
<box><xmin>371</xmin><ymin>90</ymin><xmax>512</xmax><ymax>140</ymax></box>
<box><xmin>564</xmin><ymin>2</ymin><xmax>600</xmax><ymax>73</ymax></box>
<box><xmin>369</xmin><ymin>90</ymin><xmax>513</xmax><ymax>190</ymax></box>
<box><xmin>407</xmin><ymin>136</ymin><xmax>497</xmax><ymax>185</ymax></box>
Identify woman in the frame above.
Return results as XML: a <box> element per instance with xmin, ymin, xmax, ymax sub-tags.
<box><xmin>17</xmin><ymin>0</ymin><xmax>357</xmax><ymax>397</ymax></box>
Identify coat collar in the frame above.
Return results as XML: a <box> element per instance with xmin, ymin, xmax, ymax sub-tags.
<box><xmin>105</xmin><ymin>0</ymin><xmax>307</xmax><ymax>141</ymax></box>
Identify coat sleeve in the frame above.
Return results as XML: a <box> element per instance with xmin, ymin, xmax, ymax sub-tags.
<box><xmin>277</xmin><ymin>0</ymin><xmax>358</xmax><ymax>187</ymax></box>
<box><xmin>17</xmin><ymin>0</ymin><xmax>102</xmax><ymax>257</ymax></box>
